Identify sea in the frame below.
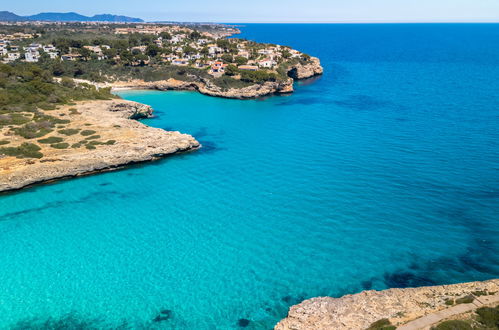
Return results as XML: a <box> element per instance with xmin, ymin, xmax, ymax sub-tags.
<box><xmin>0</xmin><ymin>24</ymin><xmax>498</xmax><ymax>329</ymax></box>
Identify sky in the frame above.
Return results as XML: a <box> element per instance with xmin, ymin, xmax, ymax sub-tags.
<box><xmin>6</xmin><ymin>0</ymin><xmax>499</xmax><ymax>23</ymax></box>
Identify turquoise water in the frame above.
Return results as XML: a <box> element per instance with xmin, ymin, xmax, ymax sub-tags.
<box><xmin>1</xmin><ymin>24</ymin><xmax>499</xmax><ymax>329</ymax></box>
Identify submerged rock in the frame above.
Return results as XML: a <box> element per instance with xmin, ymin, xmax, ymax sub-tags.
<box><xmin>238</xmin><ymin>318</ymin><xmax>251</xmax><ymax>327</ymax></box>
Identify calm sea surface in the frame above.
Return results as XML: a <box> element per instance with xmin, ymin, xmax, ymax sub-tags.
<box><xmin>0</xmin><ymin>24</ymin><xmax>498</xmax><ymax>329</ymax></box>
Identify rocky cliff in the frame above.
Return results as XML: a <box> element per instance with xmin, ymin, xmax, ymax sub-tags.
<box><xmin>276</xmin><ymin>279</ymin><xmax>499</xmax><ymax>330</ymax></box>
<box><xmin>92</xmin><ymin>57</ymin><xmax>323</xmax><ymax>99</ymax></box>
<box><xmin>287</xmin><ymin>57</ymin><xmax>324</xmax><ymax>80</ymax></box>
<box><xmin>0</xmin><ymin>100</ymin><xmax>199</xmax><ymax>192</ymax></box>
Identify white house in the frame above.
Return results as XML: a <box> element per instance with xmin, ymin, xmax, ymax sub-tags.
<box><xmin>25</xmin><ymin>50</ymin><xmax>40</xmax><ymax>62</ymax></box>
<box><xmin>258</xmin><ymin>58</ymin><xmax>276</xmax><ymax>68</ymax></box>
<box><xmin>210</xmin><ymin>61</ymin><xmax>227</xmax><ymax>74</ymax></box>
<box><xmin>172</xmin><ymin>58</ymin><xmax>189</xmax><ymax>66</ymax></box>
<box><xmin>238</xmin><ymin>50</ymin><xmax>250</xmax><ymax>58</ymax></box>
<box><xmin>185</xmin><ymin>53</ymin><xmax>201</xmax><ymax>60</ymax></box>
<box><xmin>258</xmin><ymin>49</ymin><xmax>273</xmax><ymax>56</ymax></box>
<box><xmin>131</xmin><ymin>46</ymin><xmax>147</xmax><ymax>53</ymax></box>
<box><xmin>83</xmin><ymin>45</ymin><xmax>105</xmax><ymax>60</ymax></box>
<box><xmin>290</xmin><ymin>49</ymin><xmax>301</xmax><ymax>58</ymax></box>
<box><xmin>6</xmin><ymin>52</ymin><xmax>21</xmax><ymax>62</ymax></box>
<box><xmin>42</xmin><ymin>44</ymin><xmax>57</xmax><ymax>52</ymax></box>
<box><xmin>171</xmin><ymin>34</ymin><xmax>186</xmax><ymax>43</ymax></box>
<box><xmin>208</xmin><ymin>45</ymin><xmax>223</xmax><ymax>55</ymax></box>
<box><xmin>161</xmin><ymin>54</ymin><xmax>178</xmax><ymax>62</ymax></box>
<box><xmin>61</xmin><ymin>54</ymin><xmax>82</xmax><ymax>61</ymax></box>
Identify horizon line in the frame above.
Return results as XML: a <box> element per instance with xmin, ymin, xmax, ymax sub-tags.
<box><xmin>218</xmin><ymin>21</ymin><xmax>499</xmax><ymax>24</ymax></box>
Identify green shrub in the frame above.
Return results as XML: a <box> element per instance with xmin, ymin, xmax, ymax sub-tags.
<box><xmin>13</xmin><ymin>125</ymin><xmax>53</xmax><ymax>139</ymax></box>
<box><xmin>476</xmin><ymin>306</ymin><xmax>499</xmax><ymax>328</ymax></box>
<box><xmin>104</xmin><ymin>140</ymin><xmax>116</xmax><ymax>145</ymax></box>
<box><xmin>0</xmin><ymin>140</ymin><xmax>10</xmax><ymax>145</ymax></box>
<box><xmin>0</xmin><ymin>113</ymin><xmax>31</xmax><ymax>126</ymax></box>
<box><xmin>71</xmin><ymin>143</ymin><xmax>82</xmax><ymax>148</ymax></box>
<box><xmin>444</xmin><ymin>299</ymin><xmax>454</xmax><ymax>306</ymax></box>
<box><xmin>38</xmin><ymin>103</ymin><xmax>57</xmax><ymax>110</ymax></box>
<box><xmin>367</xmin><ymin>318</ymin><xmax>396</xmax><ymax>330</ymax></box>
<box><xmin>212</xmin><ymin>76</ymin><xmax>253</xmax><ymax>90</ymax></box>
<box><xmin>0</xmin><ymin>142</ymin><xmax>43</xmax><ymax>158</ymax></box>
<box><xmin>455</xmin><ymin>295</ymin><xmax>474</xmax><ymax>304</ymax></box>
<box><xmin>84</xmin><ymin>135</ymin><xmax>101</xmax><ymax>140</ymax></box>
<box><xmin>81</xmin><ymin>130</ymin><xmax>97</xmax><ymax>136</ymax></box>
<box><xmin>432</xmin><ymin>320</ymin><xmax>472</xmax><ymax>330</ymax></box>
<box><xmin>85</xmin><ymin>144</ymin><xmax>96</xmax><ymax>150</ymax></box>
<box><xmin>50</xmin><ymin>143</ymin><xmax>69</xmax><ymax>149</ymax></box>
<box><xmin>58</xmin><ymin>128</ymin><xmax>80</xmax><ymax>136</ymax></box>
<box><xmin>239</xmin><ymin>69</ymin><xmax>278</xmax><ymax>83</ymax></box>
<box><xmin>38</xmin><ymin>136</ymin><xmax>64</xmax><ymax>144</ymax></box>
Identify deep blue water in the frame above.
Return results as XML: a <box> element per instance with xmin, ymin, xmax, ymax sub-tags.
<box><xmin>1</xmin><ymin>24</ymin><xmax>499</xmax><ymax>329</ymax></box>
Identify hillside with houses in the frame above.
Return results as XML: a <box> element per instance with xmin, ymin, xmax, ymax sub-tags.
<box><xmin>0</xmin><ymin>22</ymin><xmax>322</xmax><ymax>98</ymax></box>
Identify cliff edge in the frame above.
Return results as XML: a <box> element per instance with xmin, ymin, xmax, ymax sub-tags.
<box><xmin>90</xmin><ymin>57</ymin><xmax>323</xmax><ymax>99</ymax></box>
<box><xmin>0</xmin><ymin>100</ymin><xmax>199</xmax><ymax>192</ymax></box>
<box><xmin>276</xmin><ymin>279</ymin><xmax>499</xmax><ymax>330</ymax></box>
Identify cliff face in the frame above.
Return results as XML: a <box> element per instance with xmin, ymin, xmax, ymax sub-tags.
<box><xmin>106</xmin><ymin>77</ymin><xmax>295</xmax><ymax>99</ymax></box>
<box><xmin>287</xmin><ymin>57</ymin><xmax>324</xmax><ymax>80</ymax></box>
<box><xmin>107</xmin><ymin>101</ymin><xmax>154</xmax><ymax>119</ymax></box>
<box><xmin>93</xmin><ymin>58</ymin><xmax>323</xmax><ymax>99</ymax></box>
<box><xmin>0</xmin><ymin>100</ymin><xmax>199</xmax><ymax>192</ymax></box>
<box><xmin>275</xmin><ymin>279</ymin><xmax>499</xmax><ymax>330</ymax></box>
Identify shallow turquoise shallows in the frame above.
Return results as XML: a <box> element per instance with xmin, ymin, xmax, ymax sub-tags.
<box><xmin>1</xmin><ymin>24</ymin><xmax>499</xmax><ymax>329</ymax></box>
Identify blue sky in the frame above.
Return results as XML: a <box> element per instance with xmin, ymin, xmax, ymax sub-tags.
<box><xmin>7</xmin><ymin>0</ymin><xmax>499</xmax><ymax>23</ymax></box>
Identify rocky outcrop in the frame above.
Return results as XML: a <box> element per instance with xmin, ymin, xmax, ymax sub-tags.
<box><xmin>275</xmin><ymin>279</ymin><xmax>499</xmax><ymax>330</ymax></box>
<box><xmin>99</xmin><ymin>77</ymin><xmax>296</xmax><ymax>99</ymax></box>
<box><xmin>287</xmin><ymin>57</ymin><xmax>324</xmax><ymax>80</ymax></box>
<box><xmin>0</xmin><ymin>100</ymin><xmax>199</xmax><ymax>192</ymax></box>
<box><xmin>198</xmin><ymin>78</ymin><xmax>295</xmax><ymax>99</ymax></box>
<box><xmin>87</xmin><ymin>58</ymin><xmax>323</xmax><ymax>99</ymax></box>
<box><xmin>107</xmin><ymin>101</ymin><xmax>153</xmax><ymax>119</ymax></box>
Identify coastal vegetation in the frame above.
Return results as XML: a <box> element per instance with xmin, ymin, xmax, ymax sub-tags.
<box><xmin>0</xmin><ymin>62</ymin><xmax>114</xmax><ymax>111</ymax></box>
<box><xmin>367</xmin><ymin>318</ymin><xmax>396</xmax><ymax>330</ymax></box>
<box><xmin>1</xmin><ymin>21</ymin><xmax>318</xmax><ymax>91</ymax></box>
<box><xmin>431</xmin><ymin>304</ymin><xmax>499</xmax><ymax>330</ymax></box>
<box><xmin>0</xmin><ymin>62</ymin><xmax>115</xmax><ymax>159</ymax></box>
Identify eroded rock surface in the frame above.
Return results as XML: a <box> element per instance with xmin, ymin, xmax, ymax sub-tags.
<box><xmin>275</xmin><ymin>279</ymin><xmax>499</xmax><ymax>330</ymax></box>
<box><xmin>0</xmin><ymin>100</ymin><xmax>199</xmax><ymax>192</ymax></box>
<box><xmin>86</xmin><ymin>58</ymin><xmax>323</xmax><ymax>99</ymax></box>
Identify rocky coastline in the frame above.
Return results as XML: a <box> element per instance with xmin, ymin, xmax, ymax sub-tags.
<box><xmin>275</xmin><ymin>279</ymin><xmax>499</xmax><ymax>330</ymax></box>
<box><xmin>0</xmin><ymin>100</ymin><xmax>199</xmax><ymax>193</ymax></box>
<box><xmin>91</xmin><ymin>57</ymin><xmax>323</xmax><ymax>99</ymax></box>
<box><xmin>0</xmin><ymin>58</ymin><xmax>321</xmax><ymax>193</ymax></box>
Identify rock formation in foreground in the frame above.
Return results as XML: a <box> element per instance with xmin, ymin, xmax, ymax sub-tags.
<box><xmin>276</xmin><ymin>279</ymin><xmax>499</xmax><ymax>330</ymax></box>
<box><xmin>0</xmin><ymin>100</ymin><xmax>199</xmax><ymax>192</ymax></box>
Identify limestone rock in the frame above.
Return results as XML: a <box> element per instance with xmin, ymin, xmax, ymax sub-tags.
<box><xmin>275</xmin><ymin>279</ymin><xmax>499</xmax><ymax>330</ymax></box>
<box><xmin>0</xmin><ymin>100</ymin><xmax>199</xmax><ymax>192</ymax></box>
<box><xmin>287</xmin><ymin>57</ymin><xmax>324</xmax><ymax>80</ymax></box>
